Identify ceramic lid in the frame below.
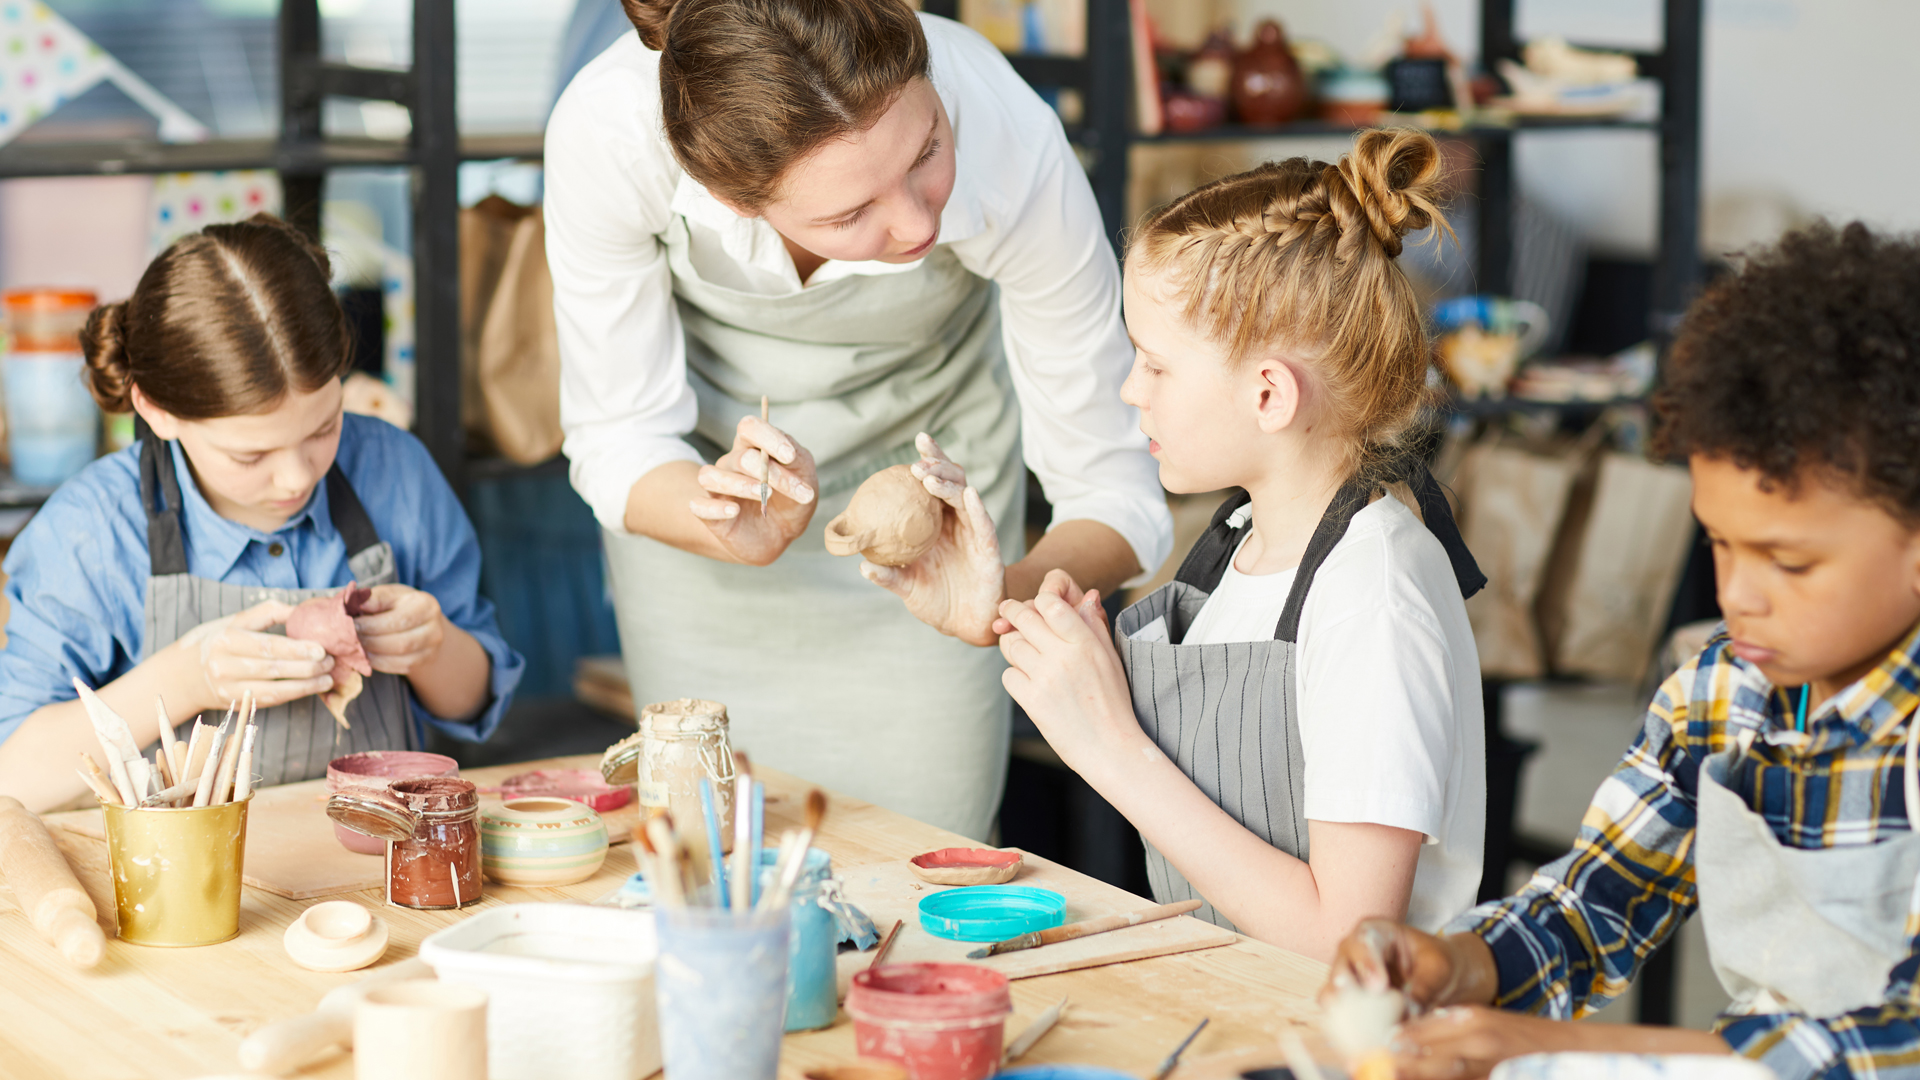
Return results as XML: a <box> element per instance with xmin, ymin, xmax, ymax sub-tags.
<box><xmin>325</xmin><ymin>789</ymin><xmax>416</xmax><ymax>841</ymax></box>
<box><xmin>599</xmin><ymin>731</ymin><xmax>645</xmax><ymax>784</ymax></box>
<box><xmin>917</xmin><ymin>886</ymin><xmax>1066</xmax><ymax>943</ymax></box>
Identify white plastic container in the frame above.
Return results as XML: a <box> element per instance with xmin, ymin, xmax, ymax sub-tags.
<box><xmin>419</xmin><ymin>903</ymin><xmax>660</xmax><ymax>1080</ymax></box>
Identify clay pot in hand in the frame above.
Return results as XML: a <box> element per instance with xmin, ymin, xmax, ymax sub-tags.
<box><xmin>824</xmin><ymin>464</ymin><xmax>944</xmax><ymax>567</ymax></box>
<box><xmin>1231</xmin><ymin>20</ymin><xmax>1309</xmax><ymax>125</ymax></box>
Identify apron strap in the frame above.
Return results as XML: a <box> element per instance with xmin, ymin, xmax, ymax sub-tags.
<box><xmin>138</xmin><ymin>418</ymin><xmax>190</xmax><ymax>577</ymax></box>
<box><xmin>136</xmin><ymin>417</ymin><xmax>387</xmax><ymax>576</ymax></box>
<box><xmin>1168</xmin><ymin>458</ymin><xmax>1488</xmax><ymax>645</ymax></box>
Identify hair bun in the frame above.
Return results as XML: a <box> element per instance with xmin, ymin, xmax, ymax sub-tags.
<box><xmin>620</xmin><ymin>0</ymin><xmax>674</xmax><ymax>50</ymax></box>
<box><xmin>1332</xmin><ymin>128</ymin><xmax>1449</xmax><ymax>257</ymax></box>
<box><xmin>80</xmin><ymin>301</ymin><xmax>135</xmax><ymax>414</ymax></box>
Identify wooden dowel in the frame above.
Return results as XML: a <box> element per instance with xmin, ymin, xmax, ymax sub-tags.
<box><xmin>75</xmin><ymin>756</ymin><xmax>119</xmax><ymax>807</ymax></box>
<box><xmin>233</xmin><ymin>725</ymin><xmax>258</xmax><ymax>804</ymax></box>
<box><xmin>192</xmin><ymin>725</ymin><xmax>229</xmax><ymax>808</ymax></box>
<box><xmin>154</xmin><ymin>696</ymin><xmax>178</xmax><ymax>774</ymax></box>
<box><xmin>211</xmin><ymin>721</ymin><xmax>244</xmax><ymax>805</ymax></box>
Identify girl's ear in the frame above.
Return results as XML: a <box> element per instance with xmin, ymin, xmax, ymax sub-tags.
<box><xmin>129</xmin><ymin>384</ymin><xmax>181</xmax><ymax>441</ymax></box>
<box><xmin>1252</xmin><ymin>356</ymin><xmax>1305</xmax><ymax>435</ymax></box>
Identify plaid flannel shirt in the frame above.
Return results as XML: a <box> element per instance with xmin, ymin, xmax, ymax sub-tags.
<box><xmin>1446</xmin><ymin>623</ymin><xmax>1920</xmax><ymax>1079</ymax></box>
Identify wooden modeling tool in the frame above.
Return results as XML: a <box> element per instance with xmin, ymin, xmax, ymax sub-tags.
<box><xmin>0</xmin><ymin>796</ymin><xmax>106</xmax><ymax>968</ymax></box>
<box><xmin>869</xmin><ymin>919</ymin><xmax>904</xmax><ymax>970</ymax></box>
<box><xmin>967</xmin><ymin>898</ymin><xmax>1202</xmax><ymax>958</ymax></box>
<box><xmin>154</xmin><ymin>697</ymin><xmax>178</xmax><ymax>782</ymax></box>
<box><xmin>234</xmin><ymin>723</ymin><xmax>258</xmax><ymax>803</ymax></box>
<box><xmin>1150</xmin><ymin>1017</ymin><xmax>1210</xmax><ymax>1080</ymax></box>
<box><xmin>76</xmin><ymin>753</ymin><xmax>119</xmax><ymax>807</ymax></box>
<box><xmin>762</xmin><ymin>788</ymin><xmax>825</xmax><ymax>913</ymax></box>
<box><xmin>1004</xmin><ymin>996</ymin><xmax>1068</xmax><ymax>1065</ymax></box>
<box><xmin>755</xmin><ymin>395</ymin><xmax>772</xmax><ymax>514</ymax></box>
<box><xmin>192</xmin><ymin>722</ymin><xmax>230</xmax><ymax>807</ymax></box>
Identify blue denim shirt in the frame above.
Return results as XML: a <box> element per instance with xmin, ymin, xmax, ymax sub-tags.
<box><xmin>0</xmin><ymin>413</ymin><xmax>524</xmax><ymax>747</ymax></box>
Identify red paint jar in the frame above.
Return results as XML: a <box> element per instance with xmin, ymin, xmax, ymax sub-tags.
<box><xmin>327</xmin><ymin>777</ymin><xmax>482</xmax><ymax>910</ymax></box>
<box><xmin>326</xmin><ymin>751</ymin><xmax>459</xmax><ymax>855</ymax></box>
<box><xmin>846</xmin><ymin>963</ymin><xmax>1011</xmax><ymax>1080</ymax></box>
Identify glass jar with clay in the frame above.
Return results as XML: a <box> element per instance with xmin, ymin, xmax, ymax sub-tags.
<box><xmin>602</xmin><ymin>698</ymin><xmax>736</xmax><ymax>859</ymax></box>
<box><xmin>326</xmin><ymin>776</ymin><xmax>483</xmax><ymax>910</ymax></box>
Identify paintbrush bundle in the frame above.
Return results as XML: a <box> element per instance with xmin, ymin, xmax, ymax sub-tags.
<box><xmin>73</xmin><ymin>680</ymin><xmax>260</xmax><ymax>811</ymax></box>
<box><xmin>633</xmin><ymin>776</ymin><xmax>828</xmax><ymax>923</ymax></box>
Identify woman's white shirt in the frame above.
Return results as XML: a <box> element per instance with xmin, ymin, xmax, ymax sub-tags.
<box><xmin>1182</xmin><ymin>494</ymin><xmax>1487</xmax><ymax>932</ymax></box>
<box><xmin>544</xmin><ymin>15</ymin><xmax>1171</xmax><ymax>576</ymax></box>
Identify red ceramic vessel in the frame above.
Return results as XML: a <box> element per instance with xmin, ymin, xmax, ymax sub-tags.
<box><xmin>1231</xmin><ymin>19</ymin><xmax>1310</xmax><ymax>125</ymax></box>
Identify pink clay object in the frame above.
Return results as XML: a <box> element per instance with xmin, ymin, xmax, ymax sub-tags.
<box><xmin>286</xmin><ymin>583</ymin><xmax>374</xmax><ymax>678</ymax></box>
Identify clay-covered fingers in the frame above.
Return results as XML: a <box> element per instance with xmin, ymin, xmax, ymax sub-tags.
<box><xmin>858</xmin><ymin>560</ymin><xmax>907</xmax><ymax>596</ymax></box>
<box><xmin>741</xmin><ymin>449</ymin><xmax>815</xmax><ymax>504</ymax></box>
<box><xmin>697</xmin><ymin>462</ymin><xmax>773</xmax><ymax>503</ymax></box>
<box><xmin>911</xmin><ymin>433</ymin><xmax>967</xmax><ymax>503</ymax></box>
<box><xmin>734</xmin><ymin>413</ymin><xmax>799</xmax><ymax>467</ymax></box>
<box><xmin>225</xmin><ymin>599</ymin><xmax>297</xmax><ymax>633</ymax></box>
<box><xmin>1389</xmin><ymin>1008</ymin><xmax>1536</xmax><ymax>1080</ymax></box>
<box><xmin>202</xmin><ymin>632</ymin><xmax>334</xmax><ymax>706</ymax></box>
<box><xmin>995</xmin><ymin>598</ymin><xmax>1063</xmax><ymax>652</ymax></box>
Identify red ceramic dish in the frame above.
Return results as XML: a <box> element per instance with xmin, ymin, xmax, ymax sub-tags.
<box><xmin>497</xmin><ymin>769</ymin><xmax>633</xmax><ymax>813</ymax></box>
<box><xmin>327</xmin><ymin>751</ymin><xmax>459</xmax><ymax>855</ymax></box>
<box><xmin>908</xmin><ymin>848</ymin><xmax>1023</xmax><ymax>886</ymax></box>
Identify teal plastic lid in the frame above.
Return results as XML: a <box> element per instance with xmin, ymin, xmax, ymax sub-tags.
<box><xmin>917</xmin><ymin>885</ymin><xmax>1066</xmax><ymax>942</ymax></box>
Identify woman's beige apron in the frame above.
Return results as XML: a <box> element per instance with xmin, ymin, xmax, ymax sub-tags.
<box><xmin>1694</xmin><ymin>713</ymin><xmax>1920</xmax><ymax>1018</ymax></box>
<box><xmin>602</xmin><ymin>218</ymin><xmax>1024</xmax><ymax>839</ymax></box>
<box><xmin>139</xmin><ymin>435</ymin><xmax>414</xmax><ymax>787</ymax></box>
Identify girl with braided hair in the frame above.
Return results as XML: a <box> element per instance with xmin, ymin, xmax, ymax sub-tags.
<box><xmin>992</xmin><ymin>130</ymin><xmax>1489</xmax><ymax>955</ymax></box>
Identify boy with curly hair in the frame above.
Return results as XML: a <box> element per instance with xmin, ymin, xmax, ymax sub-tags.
<box><xmin>1321</xmin><ymin>221</ymin><xmax>1920</xmax><ymax>1080</ymax></box>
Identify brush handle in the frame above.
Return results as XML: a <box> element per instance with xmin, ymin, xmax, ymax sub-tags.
<box><xmin>1036</xmin><ymin>899</ymin><xmax>1203</xmax><ymax>947</ymax></box>
<box><xmin>749</xmin><ymin>784</ymin><xmax>765</xmax><ymax>907</ymax></box>
<box><xmin>698</xmin><ymin>779</ymin><xmax>728</xmax><ymax>907</ymax></box>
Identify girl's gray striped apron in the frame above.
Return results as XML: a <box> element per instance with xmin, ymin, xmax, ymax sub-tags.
<box><xmin>601</xmin><ymin>222</ymin><xmax>1024</xmax><ymax>841</ymax></box>
<box><xmin>139</xmin><ymin>434</ymin><xmax>413</xmax><ymax>786</ymax></box>
<box><xmin>1114</xmin><ymin>470</ymin><xmax>1484</xmax><ymax>931</ymax></box>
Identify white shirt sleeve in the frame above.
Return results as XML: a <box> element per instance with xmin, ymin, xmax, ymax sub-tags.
<box><xmin>1294</xmin><ymin>512</ymin><xmax>1462</xmax><ymax>843</ymax></box>
<box><xmin>938</xmin><ymin>30</ymin><xmax>1172</xmax><ymax>580</ymax></box>
<box><xmin>545</xmin><ymin>41</ymin><xmax>704</xmax><ymax>534</ymax></box>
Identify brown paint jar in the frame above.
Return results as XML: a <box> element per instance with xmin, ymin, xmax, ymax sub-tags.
<box><xmin>327</xmin><ymin>777</ymin><xmax>482</xmax><ymax>910</ymax></box>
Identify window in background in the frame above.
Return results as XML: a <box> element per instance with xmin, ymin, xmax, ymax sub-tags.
<box><xmin>20</xmin><ymin>0</ymin><xmax>573</xmax><ymax>144</ymax></box>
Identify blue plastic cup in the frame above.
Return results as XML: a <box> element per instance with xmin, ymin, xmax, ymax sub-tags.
<box><xmin>654</xmin><ymin>905</ymin><xmax>791</xmax><ymax>1080</ymax></box>
<box><xmin>4</xmin><ymin>352</ymin><xmax>98</xmax><ymax>486</ymax></box>
<box><xmin>755</xmin><ymin>846</ymin><xmax>837</xmax><ymax>1031</ymax></box>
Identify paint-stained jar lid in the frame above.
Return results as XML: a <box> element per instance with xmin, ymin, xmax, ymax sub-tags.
<box><xmin>599</xmin><ymin>731</ymin><xmax>645</xmax><ymax>785</ymax></box>
<box><xmin>325</xmin><ymin>789</ymin><xmax>417</xmax><ymax>841</ymax></box>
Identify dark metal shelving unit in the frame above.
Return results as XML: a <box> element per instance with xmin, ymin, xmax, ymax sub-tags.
<box><xmin>0</xmin><ymin>0</ymin><xmax>544</xmax><ymax>499</ymax></box>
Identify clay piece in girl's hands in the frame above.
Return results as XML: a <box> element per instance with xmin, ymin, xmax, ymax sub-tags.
<box><xmin>824</xmin><ymin>464</ymin><xmax>945</xmax><ymax>566</ymax></box>
<box><xmin>286</xmin><ymin>583</ymin><xmax>374</xmax><ymax>729</ymax></box>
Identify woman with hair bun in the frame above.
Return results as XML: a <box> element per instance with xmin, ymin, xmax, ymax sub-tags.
<box><xmin>0</xmin><ymin>214</ymin><xmax>525</xmax><ymax>812</ymax></box>
<box><xmin>993</xmin><ymin>131</ymin><xmax>1489</xmax><ymax>955</ymax></box>
<box><xmin>550</xmin><ymin>0</ymin><xmax>1169</xmax><ymax>837</ymax></box>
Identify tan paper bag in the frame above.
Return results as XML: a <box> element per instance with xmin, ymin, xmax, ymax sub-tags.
<box><xmin>475</xmin><ymin>207</ymin><xmax>563</xmax><ymax>465</ymax></box>
<box><xmin>1550</xmin><ymin>454</ymin><xmax>1696</xmax><ymax>683</ymax></box>
<box><xmin>1453</xmin><ymin>438</ymin><xmax>1588</xmax><ymax>678</ymax></box>
<box><xmin>459</xmin><ymin>196</ymin><xmax>536</xmax><ymax>452</ymax></box>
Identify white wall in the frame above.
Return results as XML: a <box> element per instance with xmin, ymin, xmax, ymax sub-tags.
<box><xmin>1227</xmin><ymin>0</ymin><xmax>1920</xmax><ymax>256</ymax></box>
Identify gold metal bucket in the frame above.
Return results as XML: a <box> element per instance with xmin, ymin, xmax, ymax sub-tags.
<box><xmin>102</xmin><ymin>798</ymin><xmax>250</xmax><ymax>946</ymax></box>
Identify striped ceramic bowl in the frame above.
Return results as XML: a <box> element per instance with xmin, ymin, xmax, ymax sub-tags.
<box><xmin>479</xmin><ymin>797</ymin><xmax>609</xmax><ymax>887</ymax></box>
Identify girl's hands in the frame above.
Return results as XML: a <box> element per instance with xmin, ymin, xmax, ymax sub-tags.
<box><xmin>353</xmin><ymin>584</ymin><xmax>448</xmax><ymax>676</ymax></box>
<box><xmin>173</xmin><ymin>600</ymin><xmax>333</xmax><ymax>713</ymax></box>
<box><xmin>860</xmin><ymin>433</ymin><xmax>1006</xmax><ymax>646</ymax></box>
<box><xmin>995</xmin><ymin>569</ymin><xmax>1136</xmax><ymax>774</ymax></box>
<box><xmin>691</xmin><ymin>413</ymin><xmax>819</xmax><ymax>565</ymax></box>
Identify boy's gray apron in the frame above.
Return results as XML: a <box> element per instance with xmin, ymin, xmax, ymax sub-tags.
<box><xmin>601</xmin><ymin>221</ymin><xmax>1024</xmax><ymax>841</ymax></box>
<box><xmin>1113</xmin><ymin>472</ymin><xmax>1484</xmax><ymax>931</ymax></box>
<box><xmin>139</xmin><ymin>435</ymin><xmax>413</xmax><ymax>787</ymax></box>
<box><xmin>1695</xmin><ymin>710</ymin><xmax>1920</xmax><ymax>1018</ymax></box>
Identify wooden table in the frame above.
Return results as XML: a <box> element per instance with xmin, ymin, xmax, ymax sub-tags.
<box><xmin>0</xmin><ymin>754</ymin><xmax>1328</xmax><ymax>1080</ymax></box>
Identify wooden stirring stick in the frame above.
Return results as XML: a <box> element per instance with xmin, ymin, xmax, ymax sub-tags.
<box><xmin>75</xmin><ymin>754</ymin><xmax>120</xmax><ymax>807</ymax></box>
<box><xmin>729</xmin><ymin>751</ymin><xmax>754</xmax><ymax>913</ymax></box>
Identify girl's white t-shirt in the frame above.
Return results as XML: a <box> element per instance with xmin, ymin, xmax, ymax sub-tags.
<box><xmin>1181</xmin><ymin>493</ymin><xmax>1486</xmax><ymax>932</ymax></box>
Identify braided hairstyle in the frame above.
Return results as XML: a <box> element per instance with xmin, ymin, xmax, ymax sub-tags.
<box><xmin>1130</xmin><ymin>128</ymin><xmax>1451</xmax><ymax>483</ymax></box>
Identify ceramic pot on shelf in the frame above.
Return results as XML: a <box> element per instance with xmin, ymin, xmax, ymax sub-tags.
<box><xmin>1231</xmin><ymin>19</ymin><xmax>1309</xmax><ymax>125</ymax></box>
<box><xmin>479</xmin><ymin>797</ymin><xmax>609</xmax><ymax>887</ymax></box>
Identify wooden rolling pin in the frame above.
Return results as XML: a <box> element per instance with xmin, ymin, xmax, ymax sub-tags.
<box><xmin>0</xmin><ymin>796</ymin><xmax>106</xmax><ymax>968</ymax></box>
<box><xmin>237</xmin><ymin>957</ymin><xmax>432</xmax><ymax>1075</ymax></box>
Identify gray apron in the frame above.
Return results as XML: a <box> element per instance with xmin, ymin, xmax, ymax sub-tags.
<box><xmin>1695</xmin><ymin>712</ymin><xmax>1920</xmax><ymax>1018</ymax></box>
<box><xmin>602</xmin><ymin>219</ymin><xmax>1024</xmax><ymax>841</ymax></box>
<box><xmin>1113</xmin><ymin>472</ymin><xmax>1484</xmax><ymax>931</ymax></box>
<box><xmin>139</xmin><ymin>434</ymin><xmax>414</xmax><ymax>787</ymax></box>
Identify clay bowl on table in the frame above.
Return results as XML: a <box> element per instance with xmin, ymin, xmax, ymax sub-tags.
<box><xmin>283</xmin><ymin>899</ymin><xmax>389</xmax><ymax>972</ymax></box>
<box><xmin>479</xmin><ymin>797</ymin><xmax>610</xmax><ymax>887</ymax></box>
<box><xmin>908</xmin><ymin>847</ymin><xmax>1023</xmax><ymax>886</ymax></box>
<box><xmin>326</xmin><ymin>751</ymin><xmax>459</xmax><ymax>855</ymax></box>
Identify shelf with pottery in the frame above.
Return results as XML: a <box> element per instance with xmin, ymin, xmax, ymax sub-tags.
<box><xmin>1133</xmin><ymin>112</ymin><xmax>1659</xmax><ymax>145</ymax></box>
<box><xmin>1</xmin><ymin>751</ymin><xmax>1330</xmax><ymax>1080</ymax></box>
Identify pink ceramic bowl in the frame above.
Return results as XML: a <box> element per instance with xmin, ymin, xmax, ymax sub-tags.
<box><xmin>326</xmin><ymin>751</ymin><xmax>459</xmax><ymax>854</ymax></box>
